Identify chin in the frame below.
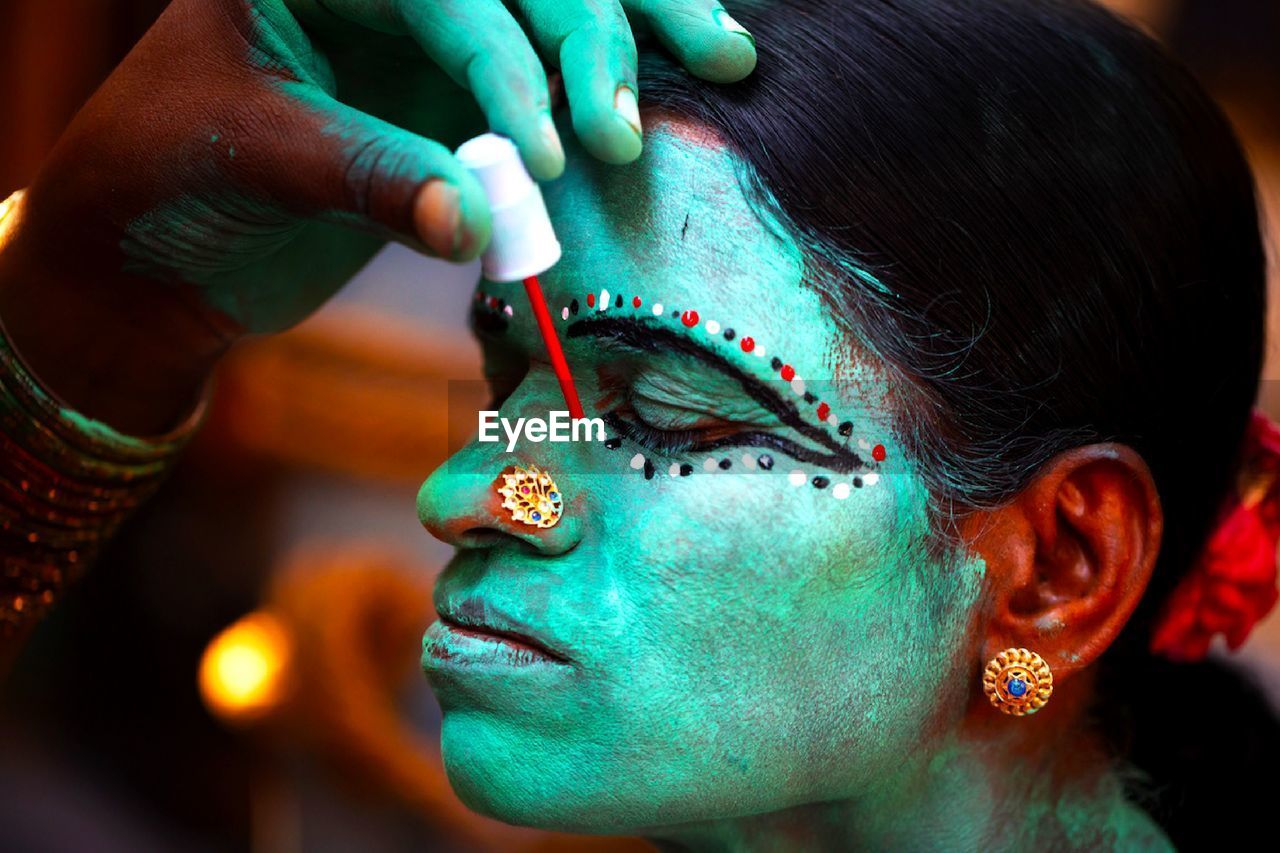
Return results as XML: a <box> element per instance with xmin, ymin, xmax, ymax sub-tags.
<box><xmin>438</xmin><ymin>709</ymin><xmax>681</xmax><ymax>834</ymax></box>
<box><xmin>439</xmin><ymin>710</ymin><xmax>599</xmax><ymax>831</ymax></box>
<box><xmin>437</xmin><ymin>711</ymin><xmax>819</xmax><ymax>839</ymax></box>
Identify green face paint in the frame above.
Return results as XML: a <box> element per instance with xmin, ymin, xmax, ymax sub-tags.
<box><xmin>416</xmin><ymin>119</ymin><xmax>1167</xmax><ymax>849</ymax></box>
<box><xmin>418</xmin><ymin>118</ymin><xmax>981</xmax><ymax>835</ymax></box>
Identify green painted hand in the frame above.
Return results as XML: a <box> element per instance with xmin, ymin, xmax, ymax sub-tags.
<box><xmin>0</xmin><ymin>0</ymin><xmax>755</xmax><ymax>432</ymax></box>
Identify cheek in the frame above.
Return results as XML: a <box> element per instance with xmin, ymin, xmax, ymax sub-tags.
<box><xmin>607</xmin><ymin>466</ymin><xmax>907</xmax><ymax>638</ymax></box>
<box><xmin>583</xmin><ymin>468</ymin><xmax>969</xmax><ymax>806</ymax></box>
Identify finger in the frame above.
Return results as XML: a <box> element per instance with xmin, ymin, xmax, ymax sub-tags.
<box><xmin>627</xmin><ymin>0</ymin><xmax>757</xmax><ymax>83</ymax></box>
<box><xmin>395</xmin><ymin>0</ymin><xmax>565</xmax><ymax>181</ymax></box>
<box><xmin>513</xmin><ymin>0</ymin><xmax>643</xmax><ymax>165</ymax></box>
<box><xmin>259</xmin><ymin>86</ymin><xmax>492</xmax><ymax>260</ymax></box>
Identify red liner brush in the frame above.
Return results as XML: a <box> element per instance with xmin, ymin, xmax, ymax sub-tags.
<box><xmin>455</xmin><ymin>134</ymin><xmax>584</xmax><ymax>420</ymax></box>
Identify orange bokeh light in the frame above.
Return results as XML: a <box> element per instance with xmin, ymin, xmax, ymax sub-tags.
<box><xmin>198</xmin><ymin>612</ymin><xmax>292</xmax><ymax>724</ymax></box>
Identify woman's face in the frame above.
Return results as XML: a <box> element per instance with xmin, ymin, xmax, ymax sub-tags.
<box><xmin>418</xmin><ymin>117</ymin><xmax>987</xmax><ymax>834</ymax></box>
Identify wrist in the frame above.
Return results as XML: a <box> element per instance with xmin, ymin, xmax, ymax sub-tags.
<box><xmin>0</xmin><ymin>190</ymin><xmax>230</xmax><ymax>435</ymax></box>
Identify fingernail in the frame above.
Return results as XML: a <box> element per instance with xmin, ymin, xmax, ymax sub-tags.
<box><xmin>414</xmin><ymin>179</ymin><xmax>461</xmax><ymax>257</ymax></box>
<box><xmin>615</xmin><ymin>85</ymin><xmax>642</xmax><ymax>137</ymax></box>
<box><xmin>540</xmin><ymin>111</ymin><xmax>565</xmax><ymax>170</ymax></box>
<box><xmin>713</xmin><ymin>8</ymin><xmax>755</xmax><ymax>47</ymax></box>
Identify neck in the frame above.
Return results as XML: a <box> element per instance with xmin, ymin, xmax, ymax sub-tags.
<box><xmin>647</xmin><ymin>691</ymin><xmax>1172</xmax><ymax>852</ymax></box>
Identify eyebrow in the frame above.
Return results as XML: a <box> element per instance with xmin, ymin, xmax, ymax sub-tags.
<box><xmin>566</xmin><ymin>316</ymin><xmax>868</xmax><ymax>472</ymax></box>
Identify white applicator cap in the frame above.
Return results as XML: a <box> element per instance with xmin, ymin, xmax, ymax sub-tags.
<box><xmin>455</xmin><ymin>133</ymin><xmax>561</xmax><ymax>283</ymax></box>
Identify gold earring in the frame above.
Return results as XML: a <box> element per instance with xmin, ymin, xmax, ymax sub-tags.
<box><xmin>496</xmin><ymin>465</ymin><xmax>563</xmax><ymax>529</ymax></box>
<box><xmin>982</xmin><ymin>648</ymin><xmax>1053</xmax><ymax>716</ymax></box>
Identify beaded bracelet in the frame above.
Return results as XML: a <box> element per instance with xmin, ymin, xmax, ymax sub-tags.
<box><xmin>1</xmin><ymin>190</ymin><xmax>207</xmax><ymax>634</ymax></box>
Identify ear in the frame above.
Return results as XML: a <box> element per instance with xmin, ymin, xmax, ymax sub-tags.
<box><xmin>965</xmin><ymin>444</ymin><xmax>1164</xmax><ymax>681</ymax></box>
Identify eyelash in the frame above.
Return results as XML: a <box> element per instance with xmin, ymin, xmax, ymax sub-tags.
<box><xmin>604</xmin><ymin>408</ymin><xmax>705</xmax><ymax>455</ymax></box>
<box><xmin>604</xmin><ymin>407</ymin><xmax>831</xmax><ymax>465</ymax></box>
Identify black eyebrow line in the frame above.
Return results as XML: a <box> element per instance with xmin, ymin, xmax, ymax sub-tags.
<box><xmin>566</xmin><ymin>316</ymin><xmax>868</xmax><ymax>472</ymax></box>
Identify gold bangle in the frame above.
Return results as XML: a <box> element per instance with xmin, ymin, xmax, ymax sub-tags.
<box><xmin>0</xmin><ymin>311</ymin><xmax>207</xmax><ymax>634</ymax></box>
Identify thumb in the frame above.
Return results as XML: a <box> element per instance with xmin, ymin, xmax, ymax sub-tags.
<box><xmin>256</xmin><ymin>88</ymin><xmax>492</xmax><ymax>260</ymax></box>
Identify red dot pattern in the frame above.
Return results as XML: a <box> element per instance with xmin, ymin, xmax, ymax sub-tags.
<box><xmin>633</xmin><ymin>296</ymin><xmax>642</xmax><ymax>308</ymax></box>
<box><xmin>741</xmin><ymin>337</ymin><xmax>755</xmax><ymax>353</ymax></box>
<box><xmin>816</xmin><ymin>402</ymin><xmax>831</xmax><ymax>422</ymax></box>
<box><xmin>780</xmin><ymin>364</ymin><xmax>796</xmax><ymax>382</ymax></box>
<box><xmin>586</xmin><ymin>293</ymin><xmax>595</xmax><ymax>308</ymax></box>
<box><xmin>872</xmin><ymin>444</ymin><xmax>887</xmax><ymax>462</ymax></box>
<box><xmin>681</xmin><ymin>310</ymin><xmax>699</xmax><ymax>328</ymax></box>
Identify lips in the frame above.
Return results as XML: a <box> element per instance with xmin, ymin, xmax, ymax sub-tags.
<box><xmin>434</xmin><ymin>598</ymin><xmax>570</xmax><ymax>665</ymax></box>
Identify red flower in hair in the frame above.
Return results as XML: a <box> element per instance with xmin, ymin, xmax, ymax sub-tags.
<box><xmin>1151</xmin><ymin>412</ymin><xmax>1280</xmax><ymax>662</ymax></box>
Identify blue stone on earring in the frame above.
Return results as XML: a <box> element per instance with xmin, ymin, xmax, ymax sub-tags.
<box><xmin>1008</xmin><ymin>678</ymin><xmax>1027</xmax><ymax>697</ymax></box>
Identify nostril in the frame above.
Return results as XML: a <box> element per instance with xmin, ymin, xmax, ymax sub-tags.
<box><xmin>456</xmin><ymin>527</ymin><xmax>509</xmax><ymax>549</ymax></box>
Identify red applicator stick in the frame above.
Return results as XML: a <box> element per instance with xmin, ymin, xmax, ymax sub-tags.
<box><xmin>523</xmin><ymin>274</ymin><xmax>584</xmax><ymax>420</ymax></box>
<box><xmin>456</xmin><ymin>133</ymin><xmax>584</xmax><ymax>419</ymax></box>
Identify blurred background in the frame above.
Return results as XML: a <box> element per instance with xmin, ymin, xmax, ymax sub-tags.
<box><xmin>0</xmin><ymin>1</ymin><xmax>1277</xmax><ymax>850</ymax></box>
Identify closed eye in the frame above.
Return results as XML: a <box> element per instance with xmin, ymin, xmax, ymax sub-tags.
<box><xmin>604</xmin><ymin>408</ymin><xmax>851</xmax><ymax>468</ymax></box>
<box><xmin>575</xmin><ymin>317</ymin><xmax>871</xmax><ymax>473</ymax></box>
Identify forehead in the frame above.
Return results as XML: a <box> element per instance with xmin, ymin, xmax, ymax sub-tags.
<box><xmin>536</xmin><ymin>118</ymin><xmax>838</xmax><ymax>368</ymax></box>
<box><xmin>547</xmin><ymin>118</ymin><xmax>798</xmax><ymax>282</ymax></box>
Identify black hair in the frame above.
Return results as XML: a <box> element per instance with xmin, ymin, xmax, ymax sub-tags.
<box><xmin>638</xmin><ymin>0</ymin><xmax>1276</xmax><ymax>845</ymax></box>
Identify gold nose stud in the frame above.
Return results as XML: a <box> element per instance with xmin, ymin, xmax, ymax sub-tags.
<box><xmin>496</xmin><ymin>465</ymin><xmax>563</xmax><ymax>529</ymax></box>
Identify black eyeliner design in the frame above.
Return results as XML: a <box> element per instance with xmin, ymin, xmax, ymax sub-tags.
<box><xmin>574</xmin><ymin>317</ymin><xmax>870</xmax><ymax>473</ymax></box>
